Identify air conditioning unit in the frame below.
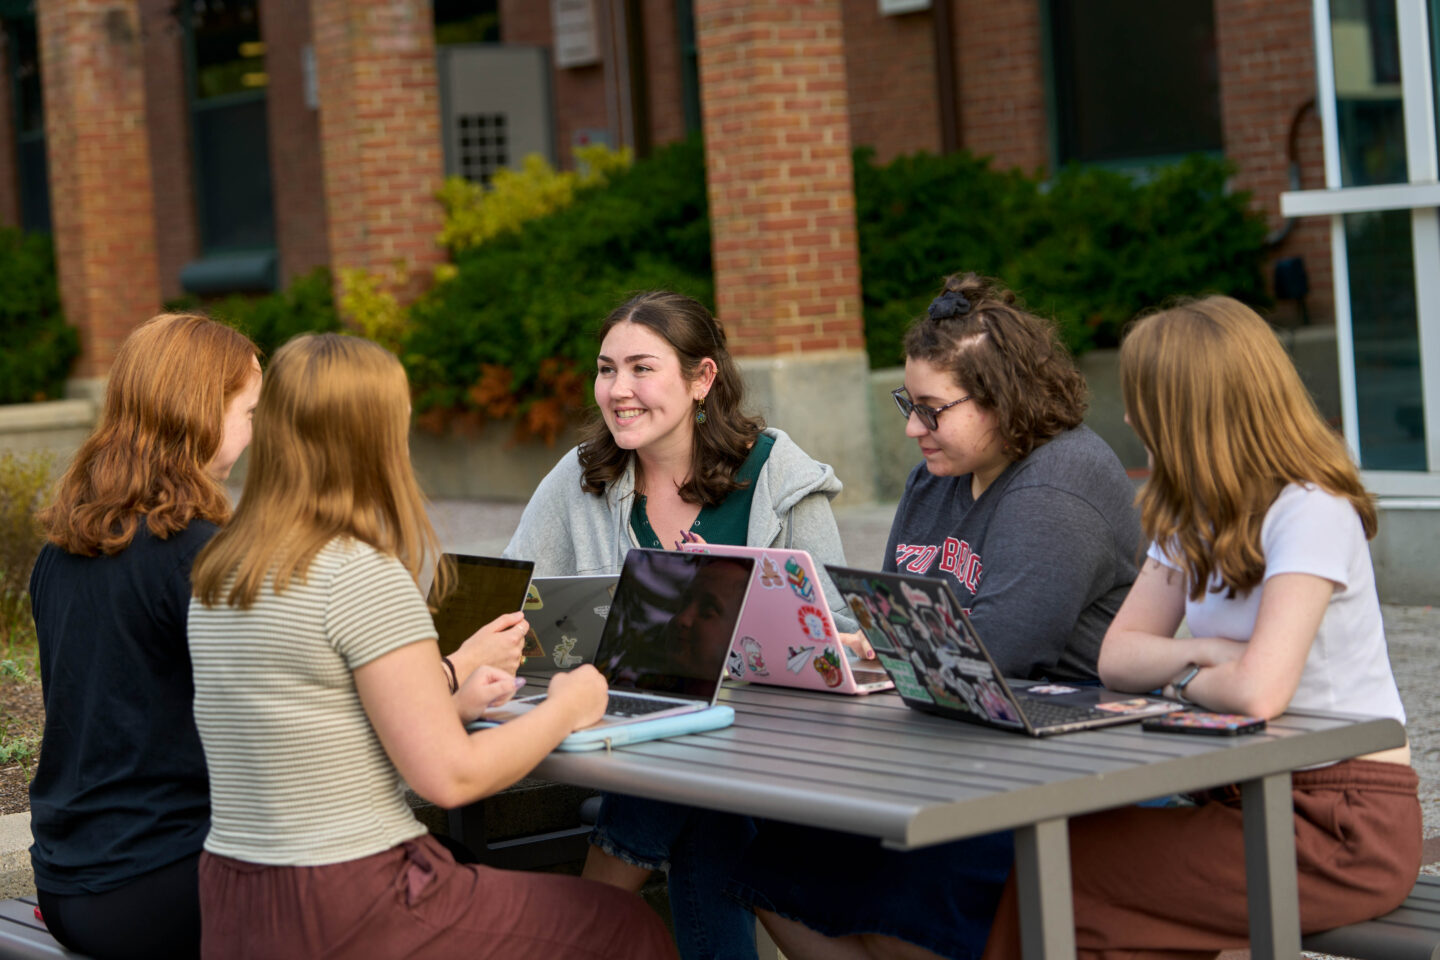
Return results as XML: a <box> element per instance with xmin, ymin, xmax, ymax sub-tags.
<box><xmin>437</xmin><ymin>45</ymin><xmax>555</xmax><ymax>184</ymax></box>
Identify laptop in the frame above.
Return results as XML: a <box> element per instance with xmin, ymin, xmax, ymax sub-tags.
<box><xmin>427</xmin><ymin>554</ymin><xmax>534</xmax><ymax>658</ymax></box>
<box><xmin>679</xmin><ymin>544</ymin><xmax>892</xmax><ymax>695</ymax></box>
<box><xmin>516</xmin><ymin>575</ymin><xmax>619</xmax><ymax>679</ymax></box>
<box><xmin>825</xmin><ymin>565</ymin><xmax>1182</xmax><ymax>736</ymax></box>
<box><xmin>476</xmin><ymin>548</ymin><xmax>755</xmax><ymax>735</ymax></box>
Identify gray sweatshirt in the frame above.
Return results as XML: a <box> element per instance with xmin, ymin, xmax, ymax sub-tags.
<box><xmin>505</xmin><ymin>427</ymin><xmax>857</xmax><ymax>631</ymax></box>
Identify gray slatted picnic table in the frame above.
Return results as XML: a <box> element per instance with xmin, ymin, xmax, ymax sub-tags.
<box><xmin>528</xmin><ymin>682</ymin><xmax>1407</xmax><ymax>960</ymax></box>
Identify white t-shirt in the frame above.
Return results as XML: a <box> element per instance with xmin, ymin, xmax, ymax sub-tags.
<box><xmin>188</xmin><ymin>538</ymin><xmax>436</xmax><ymax>865</ymax></box>
<box><xmin>1148</xmin><ymin>483</ymin><xmax>1404</xmax><ymax>724</ymax></box>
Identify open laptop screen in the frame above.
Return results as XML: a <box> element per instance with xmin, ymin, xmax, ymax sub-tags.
<box><xmin>598</xmin><ymin>549</ymin><xmax>754</xmax><ymax>699</ymax></box>
<box><xmin>427</xmin><ymin>555</ymin><xmax>534</xmax><ymax>658</ymax></box>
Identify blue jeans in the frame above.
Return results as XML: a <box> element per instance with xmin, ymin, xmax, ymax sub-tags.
<box><xmin>591</xmin><ymin>794</ymin><xmax>758</xmax><ymax>960</ymax></box>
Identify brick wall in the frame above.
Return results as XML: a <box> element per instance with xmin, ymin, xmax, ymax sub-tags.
<box><xmin>501</xmin><ymin>0</ymin><xmax>608</xmax><ymax>168</ymax></box>
<box><xmin>1215</xmin><ymin>0</ymin><xmax>1333</xmax><ymax>325</ymax></box>
<box><xmin>261</xmin><ymin>0</ymin><xmax>331</xmax><ymax>287</ymax></box>
<box><xmin>839</xmin><ymin>0</ymin><xmax>939</xmax><ymax>162</ymax></box>
<box><xmin>641</xmin><ymin>0</ymin><xmax>687</xmax><ymax>147</ymax></box>
<box><xmin>0</xmin><ymin>35</ymin><xmax>17</xmax><ymax>229</ymax></box>
<box><xmin>696</xmin><ymin>0</ymin><xmax>864</xmax><ymax>357</ymax></box>
<box><xmin>949</xmin><ymin>0</ymin><xmax>1048</xmax><ymax>172</ymax></box>
<box><xmin>311</xmin><ymin>0</ymin><xmax>445</xmax><ymax>302</ymax></box>
<box><xmin>137</xmin><ymin>0</ymin><xmax>195</xmax><ymax>302</ymax></box>
<box><xmin>39</xmin><ymin>0</ymin><xmax>161</xmax><ymax>379</ymax></box>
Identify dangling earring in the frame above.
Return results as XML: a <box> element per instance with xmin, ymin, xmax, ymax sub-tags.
<box><xmin>695</xmin><ymin>397</ymin><xmax>707</xmax><ymax>425</ymax></box>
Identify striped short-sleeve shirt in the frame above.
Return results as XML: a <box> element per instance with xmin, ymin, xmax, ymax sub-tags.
<box><xmin>188</xmin><ymin>538</ymin><xmax>435</xmax><ymax>865</ymax></box>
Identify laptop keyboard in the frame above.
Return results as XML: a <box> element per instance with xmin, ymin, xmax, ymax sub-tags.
<box><xmin>1019</xmin><ymin>699</ymin><xmax>1114</xmax><ymax>728</ymax></box>
<box><xmin>516</xmin><ymin>693</ymin><xmax>681</xmax><ymax>717</ymax></box>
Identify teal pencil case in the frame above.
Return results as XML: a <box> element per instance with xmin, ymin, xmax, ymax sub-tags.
<box><xmin>554</xmin><ymin>704</ymin><xmax>735</xmax><ymax>752</ymax></box>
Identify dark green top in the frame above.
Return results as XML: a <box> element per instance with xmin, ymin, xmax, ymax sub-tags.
<box><xmin>630</xmin><ymin>433</ymin><xmax>776</xmax><ymax>549</ymax></box>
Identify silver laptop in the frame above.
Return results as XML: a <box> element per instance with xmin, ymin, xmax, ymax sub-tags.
<box><xmin>481</xmin><ymin>549</ymin><xmax>755</xmax><ymax>731</ymax></box>
<box><xmin>517</xmin><ymin>575</ymin><xmax>619</xmax><ymax>679</ymax></box>
<box><xmin>826</xmin><ymin>565</ymin><xmax>1182</xmax><ymax>736</ymax></box>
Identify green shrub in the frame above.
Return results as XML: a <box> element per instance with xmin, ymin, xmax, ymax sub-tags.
<box><xmin>0</xmin><ymin>230</ymin><xmax>78</xmax><ymax>404</ymax></box>
<box><xmin>856</xmin><ymin>150</ymin><xmax>1270</xmax><ymax>366</ymax></box>
<box><xmin>406</xmin><ymin>138</ymin><xmax>712</xmax><ymax>443</ymax></box>
<box><xmin>0</xmin><ymin>452</ymin><xmax>52</xmax><ymax>666</ymax></box>
<box><xmin>206</xmin><ymin>267</ymin><xmax>342</xmax><ymax>359</ymax></box>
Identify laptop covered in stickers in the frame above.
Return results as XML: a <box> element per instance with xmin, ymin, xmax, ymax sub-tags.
<box><xmin>473</xmin><ymin>549</ymin><xmax>753</xmax><ymax>750</ymax></box>
<box><xmin>825</xmin><ymin>565</ymin><xmax>1181</xmax><ymax>736</ymax></box>
<box><xmin>517</xmin><ymin>575</ymin><xmax>619</xmax><ymax>679</ymax></box>
<box><xmin>679</xmin><ymin>544</ymin><xmax>892</xmax><ymax>695</ymax></box>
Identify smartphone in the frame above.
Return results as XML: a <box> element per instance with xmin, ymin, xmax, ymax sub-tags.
<box><xmin>1142</xmin><ymin>712</ymin><xmax>1267</xmax><ymax>736</ymax></box>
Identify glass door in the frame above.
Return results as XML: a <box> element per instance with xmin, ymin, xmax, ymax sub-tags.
<box><xmin>1283</xmin><ymin>0</ymin><xmax>1440</xmax><ymax>494</ymax></box>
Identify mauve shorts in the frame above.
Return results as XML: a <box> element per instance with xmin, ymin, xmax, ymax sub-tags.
<box><xmin>198</xmin><ymin>832</ymin><xmax>677</xmax><ymax>960</ymax></box>
<box><xmin>981</xmin><ymin>758</ymin><xmax>1423</xmax><ymax>960</ymax></box>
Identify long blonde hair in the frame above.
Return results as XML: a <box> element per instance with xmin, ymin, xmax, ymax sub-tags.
<box><xmin>1120</xmin><ymin>296</ymin><xmax>1375</xmax><ymax>600</ymax></box>
<box><xmin>41</xmin><ymin>314</ymin><xmax>258</xmax><ymax>556</ymax></box>
<box><xmin>192</xmin><ymin>334</ymin><xmax>446</xmax><ymax>608</ymax></box>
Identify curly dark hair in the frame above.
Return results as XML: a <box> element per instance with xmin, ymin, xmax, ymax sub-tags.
<box><xmin>904</xmin><ymin>273</ymin><xmax>1087</xmax><ymax>458</ymax></box>
<box><xmin>578</xmin><ymin>291</ymin><xmax>766</xmax><ymax>505</ymax></box>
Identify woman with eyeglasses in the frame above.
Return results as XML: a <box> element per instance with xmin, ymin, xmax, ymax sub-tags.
<box><xmin>729</xmin><ymin>273</ymin><xmax>1143</xmax><ymax>960</ymax></box>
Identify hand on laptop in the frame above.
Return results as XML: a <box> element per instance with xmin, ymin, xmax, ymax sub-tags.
<box><xmin>547</xmin><ymin>665</ymin><xmax>610</xmax><ymax>730</ymax></box>
<box><xmin>453</xmin><ymin>610</ymin><xmax>530</xmax><ymax>680</ymax></box>
<box><xmin>455</xmin><ymin>666</ymin><xmax>527</xmax><ymax>723</ymax></box>
<box><xmin>838</xmin><ymin>631</ymin><xmax>876</xmax><ymax>661</ymax></box>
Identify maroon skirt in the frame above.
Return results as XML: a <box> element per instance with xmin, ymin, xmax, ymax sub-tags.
<box><xmin>199</xmin><ymin>832</ymin><xmax>677</xmax><ymax>960</ymax></box>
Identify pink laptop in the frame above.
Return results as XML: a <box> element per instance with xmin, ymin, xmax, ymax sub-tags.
<box><xmin>680</xmin><ymin>544</ymin><xmax>893</xmax><ymax>695</ymax></box>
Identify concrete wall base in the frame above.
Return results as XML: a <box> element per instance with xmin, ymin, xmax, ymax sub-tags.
<box><xmin>0</xmin><ymin>813</ymin><xmax>33</xmax><ymax>899</ymax></box>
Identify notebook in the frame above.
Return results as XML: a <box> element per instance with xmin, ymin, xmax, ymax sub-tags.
<box><xmin>825</xmin><ymin>565</ymin><xmax>1182</xmax><ymax>736</ymax></box>
<box><xmin>427</xmin><ymin>555</ymin><xmax>535</xmax><ymax>658</ymax></box>
<box><xmin>473</xmin><ymin>548</ymin><xmax>755</xmax><ymax>746</ymax></box>
<box><xmin>679</xmin><ymin>544</ymin><xmax>892</xmax><ymax>695</ymax></box>
<box><xmin>517</xmin><ymin>575</ymin><xmax>619</xmax><ymax>679</ymax></box>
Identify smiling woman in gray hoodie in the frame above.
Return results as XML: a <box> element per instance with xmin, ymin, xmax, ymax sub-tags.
<box><xmin>504</xmin><ymin>290</ymin><xmax>852</xmax><ymax>960</ymax></box>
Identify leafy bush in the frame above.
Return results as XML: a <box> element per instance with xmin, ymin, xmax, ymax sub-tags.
<box><xmin>406</xmin><ymin>138</ymin><xmax>712</xmax><ymax>443</ymax></box>
<box><xmin>0</xmin><ymin>230</ymin><xmax>78</xmax><ymax>404</ymax></box>
<box><xmin>205</xmin><ymin>267</ymin><xmax>342</xmax><ymax>359</ymax></box>
<box><xmin>437</xmin><ymin>145</ymin><xmax>633</xmax><ymax>255</ymax></box>
<box><xmin>0</xmin><ymin>452</ymin><xmax>53</xmax><ymax>665</ymax></box>
<box><xmin>856</xmin><ymin>150</ymin><xmax>1270</xmax><ymax>366</ymax></box>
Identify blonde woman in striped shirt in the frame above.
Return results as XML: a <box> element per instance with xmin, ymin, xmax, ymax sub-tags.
<box><xmin>189</xmin><ymin>333</ymin><xmax>676</xmax><ymax>960</ymax></box>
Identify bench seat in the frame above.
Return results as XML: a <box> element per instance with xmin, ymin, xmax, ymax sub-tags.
<box><xmin>1302</xmin><ymin>874</ymin><xmax>1440</xmax><ymax>960</ymax></box>
<box><xmin>0</xmin><ymin>896</ymin><xmax>81</xmax><ymax>959</ymax></box>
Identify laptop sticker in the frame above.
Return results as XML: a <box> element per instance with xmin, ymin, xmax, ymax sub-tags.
<box><xmin>726</xmin><ymin>648</ymin><xmax>745</xmax><ymax>680</ymax></box>
<box><xmin>845</xmin><ymin>593</ymin><xmax>898</xmax><ymax>654</ymax></box>
<box><xmin>797</xmin><ymin>605</ymin><xmax>834</xmax><ymax>644</ymax></box>
<box><xmin>593</xmin><ymin>605</ymin><xmax>610</xmax><ymax>619</ymax></box>
<box><xmin>786</xmin><ymin>645</ymin><xmax>815</xmax><ymax>673</ymax></box>
<box><xmin>976</xmin><ymin>677</ymin><xmax>1022</xmax><ymax>723</ymax></box>
<box><xmin>523</xmin><ymin>583</ymin><xmax>543</xmax><ymax>610</ymax></box>
<box><xmin>784</xmin><ymin>557</ymin><xmax>816</xmax><ymax>602</ymax></box>
<box><xmin>552</xmin><ymin>635</ymin><xmax>584</xmax><ymax>668</ymax></box>
<box><xmin>813</xmin><ymin>647</ymin><xmax>843</xmax><ymax>687</ymax></box>
<box><xmin>758</xmin><ymin>556</ymin><xmax>785</xmax><ymax>589</ymax></box>
<box><xmin>1094</xmin><ymin>698</ymin><xmax>1162</xmax><ymax>715</ymax></box>
<box><xmin>878</xmin><ymin>653</ymin><xmax>933</xmax><ymax>703</ymax></box>
<box><xmin>740</xmin><ymin>636</ymin><xmax>769</xmax><ymax>676</ymax></box>
<box><xmin>1026</xmin><ymin>684</ymin><xmax>1081</xmax><ymax>696</ymax></box>
<box><xmin>522</xmin><ymin>627</ymin><xmax>545</xmax><ymax>658</ymax></box>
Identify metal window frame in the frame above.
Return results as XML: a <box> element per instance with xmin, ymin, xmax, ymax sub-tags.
<box><xmin>1285</xmin><ymin>0</ymin><xmax>1440</xmax><ymax>494</ymax></box>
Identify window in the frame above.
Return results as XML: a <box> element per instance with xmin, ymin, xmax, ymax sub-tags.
<box><xmin>183</xmin><ymin>0</ymin><xmax>275</xmax><ymax>254</ymax></box>
<box><xmin>5</xmin><ymin>14</ymin><xmax>50</xmax><ymax>232</ymax></box>
<box><xmin>1046</xmin><ymin>0</ymin><xmax>1223</xmax><ymax>167</ymax></box>
<box><xmin>433</xmin><ymin>0</ymin><xmax>499</xmax><ymax>45</ymax></box>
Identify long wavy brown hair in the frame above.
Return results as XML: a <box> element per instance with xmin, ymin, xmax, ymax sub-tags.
<box><xmin>1121</xmin><ymin>296</ymin><xmax>1375</xmax><ymax>600</ymax></box>
<box><xmin>578</xmin><ymin>291</ymin><xmax>765</xmax><ymax>506</ymax></box>
<box><xmin>192</xmin><ymin>334</ymin><xmax>447</xmax><ymax>609</ymax></box>
<box><xmin>40</xmin><ymin>314</ymin><xmax>259</xmax><ymax>556</ymax></box>
<box><xmin>905</xmin><ymin>273</ymin><xmax>1087</xmax><ymax>458</ymax></box>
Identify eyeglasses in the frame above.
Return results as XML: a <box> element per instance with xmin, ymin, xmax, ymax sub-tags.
<box><xmin>891</xmin><ymin>387</ymin><xmax>972</xmax><ymax>431</ymax></box>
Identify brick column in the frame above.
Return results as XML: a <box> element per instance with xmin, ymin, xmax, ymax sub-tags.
<box><xmin>696</xmin><ymin>0</ymin><xmax>874</xmax><ymax>502</ymax></box>
<box><xmin>37</xmin><ymin>0</ymin><xmax>162</xmax><ymax>383</ymax></box>
<box><xmin>310</xmin><ymin>0</ymin><xmax>445</xmax><ymax>302</ymax></box>
<box><xmin>951</xmin><ymin>0</ymin><xmax>1048</xmax><ymax>173</ymax></box>
<box><xmin>138</xmin><ymin>0</ymin><xmax>197</xmax><ymax>302</ymax></box>
<box><xmin>0</xmin><ymin>35</ymin><xmax>18</xmax><ymax>229</ymax></box>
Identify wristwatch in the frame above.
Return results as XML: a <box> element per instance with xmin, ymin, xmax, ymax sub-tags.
<box><xmin>1172</xmin><ymin>663</ymin><xmax>1202</xmax><ymax>703</ymax></box>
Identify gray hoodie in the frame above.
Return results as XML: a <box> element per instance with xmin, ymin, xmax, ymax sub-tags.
<box><xmin>504</xmin><ymin>427</ymin><xmax>857</xmax><ymax>631</ymax></box>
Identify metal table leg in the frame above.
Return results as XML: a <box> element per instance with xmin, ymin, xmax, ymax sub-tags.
<box><xmin>1014</xmin><ymin>817</ymin><xmax>1076</xmax><ymax>960</ymax></box>
<box><xmin>1240</xmin><ymin>772</ymin><xmax>1300</xmax><ymax>960</ymax></box>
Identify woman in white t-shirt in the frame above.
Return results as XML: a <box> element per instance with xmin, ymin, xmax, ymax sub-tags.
<box><xmin>188</xmin><ymin>334</ymin><xmax>676</xmax><ymax>960</ymax></box>
<box><xmin>981</xmin><ymin>296</ymin><xmax>1421</xmax><ymax>959</ymax></box>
